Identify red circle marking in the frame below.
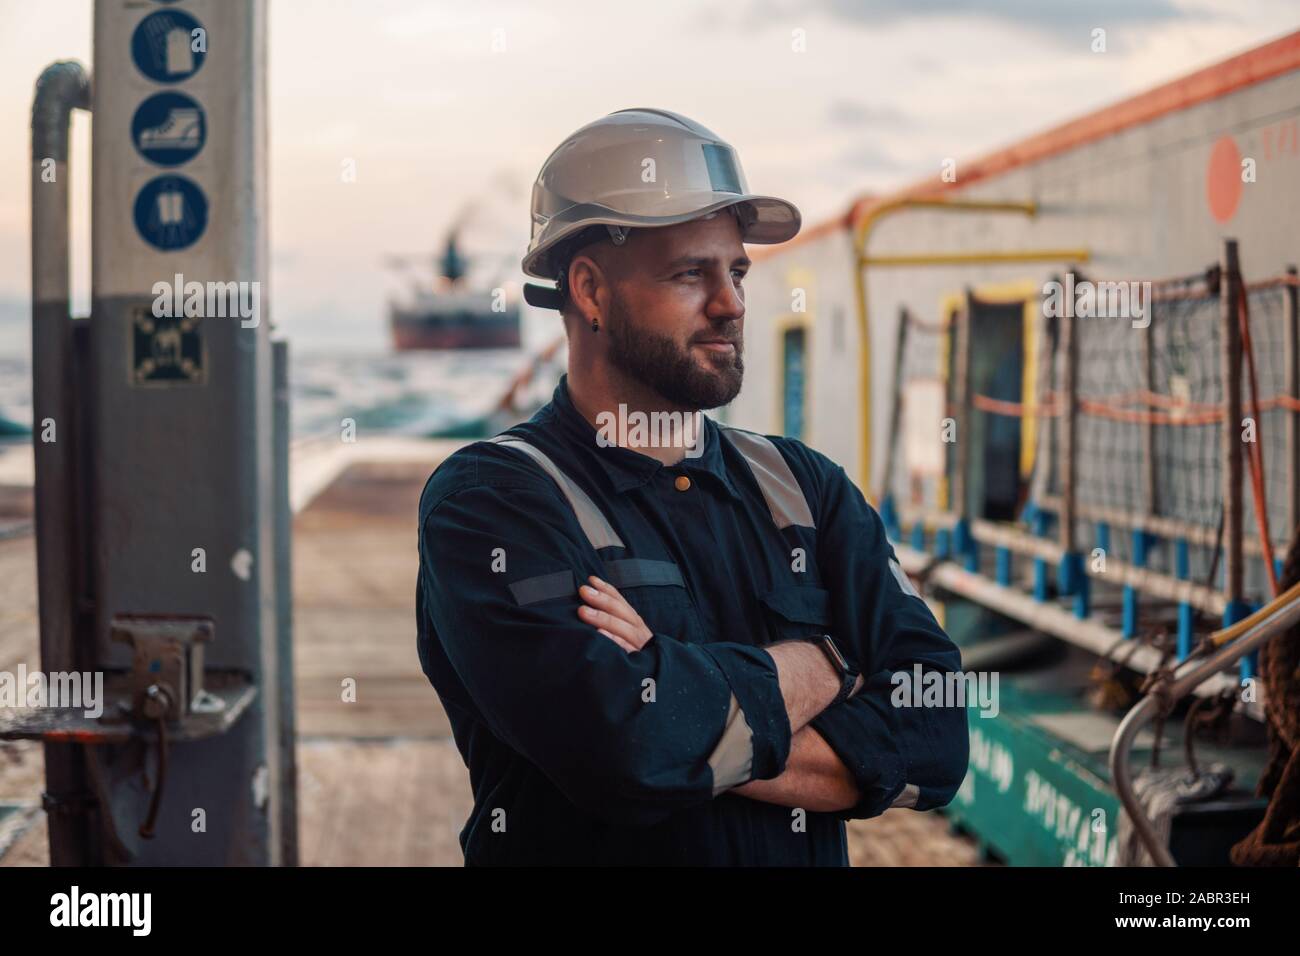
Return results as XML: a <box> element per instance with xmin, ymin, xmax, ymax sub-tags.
<box><xmin>1206</xmin><ymin>135</ymin><xmax>1243</xmax><ymax>224</ymax></box>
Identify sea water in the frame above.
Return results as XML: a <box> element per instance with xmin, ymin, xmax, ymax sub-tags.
<box><xmin>0</xmin><ymin>306</ymin><xmax>565</xmax><ymax>441</ymax></box>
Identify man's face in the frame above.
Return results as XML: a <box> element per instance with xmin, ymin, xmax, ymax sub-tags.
<box><xmin>600</xmin><ymin>212</ymin><xmax>749</xmax><ymax>411</ymax></box>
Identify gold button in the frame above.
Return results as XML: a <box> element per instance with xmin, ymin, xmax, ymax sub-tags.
<box><xmin>674</xmin><ymin>475</ymin><xmax>691</xmax><ymax>492</ymax></box>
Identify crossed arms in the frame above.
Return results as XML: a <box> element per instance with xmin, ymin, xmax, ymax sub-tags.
<box><xmin>577</xmin><ymin>573</ymin><xmax>863</xmax><ymax>812</ymax></box>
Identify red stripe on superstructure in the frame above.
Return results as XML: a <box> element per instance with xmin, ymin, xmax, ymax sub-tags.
<box><xmin>751</xmin><ymin>29</ymin><xmax>1300</xmax><ymax>260</ymax></box>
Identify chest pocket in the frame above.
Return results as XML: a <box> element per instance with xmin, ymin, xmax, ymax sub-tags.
<box><xmin>603</xmin><ymin>558</ymin><xmax>706</xmax><ymax>645</ymax></box>
<box><xmin>759</xmin><ymin>584</ymin><xmax>833</xmax><ymax>644</ymax></box>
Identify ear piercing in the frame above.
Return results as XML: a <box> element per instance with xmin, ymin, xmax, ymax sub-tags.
<box><xmin>591</xmin><ymin>315</ymin><xmax>600</xmax><ymax>333</ymax></box>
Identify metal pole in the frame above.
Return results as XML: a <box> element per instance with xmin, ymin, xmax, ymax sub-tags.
<box><xmin>1142</xmin><ymin>295</ymin><xmax>1158</xmax><ymax>517</ymax></box>
<box><xmin>1028</xmin><ymin>289</ymin><xmax>1054</xmax><ymax>507</ymax></box>
<box><xmin>877</xmin><ymin>306</ymin><xmax>910</xmax><ymax>506</ymax></box>
<box><xmin>1221</xmin><ymin>240</ymin><xmax>1244</xmax><ymax>609</ymax></box>
<box><xmin>952</xmin><ymin>292</ymin><xmax>973</xmax><ymax>522</ymax></box>
<box><xmin>1284</xmin><ymin>266</ymin><xmax>1298</xmax><ymax>539</ymax></box>
<box><xmin>272</xmin><ymin>340</ymin><xmax>299</xmax><ymax>866</ymax></box>
<box><xmin>30</xmin><ymin>59</ymin><xmax>93</xmax><ymax>866</ymax></box>
<box><xmin>1059</xmin><ymin>272</ymin><xmax>1078</xmax><ymax>554</ymax></box>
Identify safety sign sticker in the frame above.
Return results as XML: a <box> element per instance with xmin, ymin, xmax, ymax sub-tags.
<box><xmin>132</xmin><ymin>92</ymin><xmax>206</xmax><ymax>166</ymax></box>
<box><xmin>133</xmin><ymin>175</ymin><xmax>208</xmax><ymax>251</ymax></box>
<box><xmin>131</xmin><ymin>9</ymin><xmax>206</xmax><ymax>83</ymax></box>
<box><xmin>130</xmin><ymin>304</ymin><xmax>205</xmax><ymax>386</ymax></box>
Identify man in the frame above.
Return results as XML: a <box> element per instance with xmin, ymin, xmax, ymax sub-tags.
<box><xmin>417</xmin><ymin>108</ymin><xmax>969</xmax><ymax>865</ymax></box>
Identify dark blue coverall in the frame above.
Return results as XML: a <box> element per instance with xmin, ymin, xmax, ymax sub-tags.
<box><xmin>416</xmin><ymin>376</ymin><xmax>969</xmax><ymax>864</ymax></box>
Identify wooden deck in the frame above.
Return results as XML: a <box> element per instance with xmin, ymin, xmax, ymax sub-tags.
<box><xmin>0</xmin><ymin>456</ymin><xmax>982</xmax><ymax>867</ymax></box>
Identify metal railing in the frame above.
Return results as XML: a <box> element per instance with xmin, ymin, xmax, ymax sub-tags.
<box><xmin>1109</xmin><ymin>578</ymin><xmax>1300</xmax><ymax>865</ymax></box>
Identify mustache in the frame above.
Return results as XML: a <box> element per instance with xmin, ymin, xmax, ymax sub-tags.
<box><xmin>689</xmin><ymin>324</ymin><xmax>743</xmax><ymax>347</ymax></box>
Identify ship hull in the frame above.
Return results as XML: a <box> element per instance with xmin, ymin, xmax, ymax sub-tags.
<box><xmin>390</xmin><ymin>322</ymin><xmax>521</xmax><ymax>351</ymax></box>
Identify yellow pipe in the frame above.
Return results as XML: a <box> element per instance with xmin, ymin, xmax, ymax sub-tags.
<box><xmin>863</xmin><ymin>249</ymin><xmax>1090</xmax><ymax>267</ymax></box>
<box><xmin>851</xmin><ymin>195</ymin><xmax>1089</xmax><ymax>493</ymax></box>
<box><xmin>1209</xmin><ymin>577</ymin><xmax>1300</xmax><ymax>648</ymax></box>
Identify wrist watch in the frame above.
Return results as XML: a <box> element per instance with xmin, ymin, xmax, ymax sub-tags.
<box><xmin>815</xmin><ymin>634</ymin><xmax>859</xmax><ymax>707</ymax></box>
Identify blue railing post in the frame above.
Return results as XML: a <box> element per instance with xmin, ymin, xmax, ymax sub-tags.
<box><xmin>935</xmin><ymin>526</ymin><xmax>951</xmax><ymax>559</ymax></box>
<box><xmin>953</xmin><ymin>518</ymin><xmax>977</xmax><ymax>572</ymax></box>
<box><xmin>1058</xmin><ymin>550</ymin><xmax>1087</xmax><ymax>617</ymax></box>
<box><xmin>1175</xmin><ymin>538</ymin><xmax>1193</xmax><ymax>660</ymax></box>
<box><xmin>995</xmin><ymin>546</ymin><xmax>1012</xmax><ymax>586</ymax></box>
<box><xmin>1123</xmin><ymin>530</ymin><xmax>1154</xmax><ymax>639</ymax></box>
<box><xmin>1027</xmin><ymin>503</ymin><xmax>1050</xmax><ymax>602</ymax></box>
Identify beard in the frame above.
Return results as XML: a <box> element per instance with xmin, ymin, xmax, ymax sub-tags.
<box><xmin>604</xmin><ymin>296</ymin><xmax>744</xmax><ymax>411</ymax></box>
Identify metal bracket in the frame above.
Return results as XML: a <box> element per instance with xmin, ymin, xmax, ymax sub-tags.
<box><xmin>109</xmin><ymin>614</ymin><xmax>214</xmax><ymax>721</ymax></box>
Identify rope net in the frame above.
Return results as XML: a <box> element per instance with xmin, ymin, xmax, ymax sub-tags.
<box><xmin>884</xmin><ymin>266</ymin><xmax>1298</xmax><ymax>608</ymax></box>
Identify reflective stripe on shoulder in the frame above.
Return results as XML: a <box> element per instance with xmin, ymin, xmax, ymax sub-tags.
<box><xmin>488</xmin><ymin>436</ymin><xmax>625</xmax><ymax>551</ymax></box>
<box><xmin>718</xmin><ymin>426</ymin><xmax>815</xmax><ymax>530</ymax></box>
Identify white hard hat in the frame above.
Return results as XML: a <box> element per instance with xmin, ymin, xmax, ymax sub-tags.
<box><xmin>522</xmin><ymin>108</ymin><xmax>801</xmax><ymax>309</ymax></box>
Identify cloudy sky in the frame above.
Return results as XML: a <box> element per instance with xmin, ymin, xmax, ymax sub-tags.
<box><xmin>0</xmin><ymin>0</ymin><xmax>1296</xmax><ymax>349</ymax></box>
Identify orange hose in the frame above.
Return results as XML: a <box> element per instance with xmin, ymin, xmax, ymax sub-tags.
<box><xmin>971</xmin><ymin>388</ymin><xmax>1300</xmax><ymax>424</ymax></box>
<box><xmin>1075</xmin><ymin>400</ymin><xmax>1223</xmax><ymax>426</ymax></box>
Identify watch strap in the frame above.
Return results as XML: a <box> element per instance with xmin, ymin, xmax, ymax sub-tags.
<box><xmin>817</xmin><ymin>634</ymin><xmax>858</xmax><ymax>707</ymax></box>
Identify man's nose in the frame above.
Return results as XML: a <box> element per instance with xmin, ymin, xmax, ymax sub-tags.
<box><xmin>707</xmin><ymin>275</ymin><xmax>745</xmax><ymax>322</ymax></box>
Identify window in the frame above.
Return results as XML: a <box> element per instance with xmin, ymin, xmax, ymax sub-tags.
<box><xmin>782</xmin><ymin>325</ymin><xmax>807</xmax><ymax>440</ymax></box>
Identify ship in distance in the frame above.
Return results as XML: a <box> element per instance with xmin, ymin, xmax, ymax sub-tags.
<box><xmin>386</xmin><ymin>230</ymin><xmax>522</xmax><ymax>351</ymax></box>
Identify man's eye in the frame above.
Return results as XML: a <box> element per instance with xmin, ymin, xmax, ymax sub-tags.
<box><xmin>732</xmin><ymin>270</ymin><xmax>747</xmax><ymax>280</ymax></box>
<box><xmin>677</xmin><ymin>269</ymin><xmax>702</xmax><ymax>279</ymax></box>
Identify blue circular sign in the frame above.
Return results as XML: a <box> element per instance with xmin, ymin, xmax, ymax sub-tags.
<box><xmin>133</xmin><ymin>175</ymin><xmax>208</xmax><ymax>251</ymax></box>
<box><xmin>131</xmin><ymin>10</ymin><xmax>206</xmax><ymax>83</ymax></box>
<box><xmin>132</xmin><ymin>92</ymin><xmax>206</xmax><ymax>166</ymax></box>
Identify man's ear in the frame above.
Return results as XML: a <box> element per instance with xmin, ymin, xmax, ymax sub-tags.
<box><xmin>567</xmin><ymin>253</ymin><xmax>607</xmax><ymax>322</ymax></box>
